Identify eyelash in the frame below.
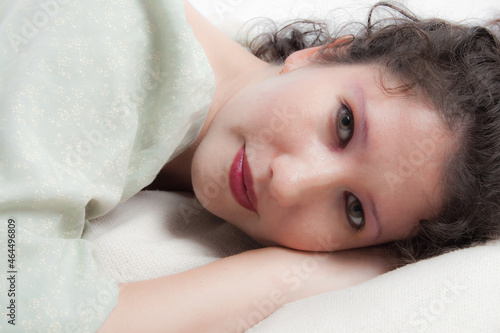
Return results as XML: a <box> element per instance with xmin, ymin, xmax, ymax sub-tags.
<box><xmin>335</xmin><ymin>102</ymin><xmax>355</xmax><ymax>148</ymax></box>
<box><xmin>335</xmin><ymin>102</ymin><xmax>365</xmax><ymax>231</ymax></box>
<box><xmin>345</xmin><ymin>192</ymin><xmax>365</xmax><ymax>231</ymax></box>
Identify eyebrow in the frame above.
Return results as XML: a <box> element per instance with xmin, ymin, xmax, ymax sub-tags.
<box><xmin>352</xmin><ymin>83</ymin><xmax>382</xmax><ymax>240</ymax></box>
<box><xmin>354</xmin><ymin>84</ymin><xmax>369</xmax><ymax>148</ymax></box>
<box><xmin>367</xmin><ymin>194</ymin><xmax>382</xmax><ymax>239</ymax></box>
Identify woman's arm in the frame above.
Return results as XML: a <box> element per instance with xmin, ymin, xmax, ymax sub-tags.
<box><xmin>98</xmin><ymin>247</ymin><xmax>393</xmax><ymax>333</ymax></box>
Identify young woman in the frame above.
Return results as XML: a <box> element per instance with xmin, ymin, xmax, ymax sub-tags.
<box><xmin>1</xmin><ymin>0</ymin><xmax>498</xmax><ymax>332</ymax></box>
<box><xmin>101</xmin><ymin>1</ymin><xmax>500</xmax><ymax>332</ymax></box>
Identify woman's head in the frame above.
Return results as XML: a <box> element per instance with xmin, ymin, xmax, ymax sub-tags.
<box><xmin>242</xmin><ymin>2</ymin><xmax>500</xmax><ymax>262</ymax></box>
<box><xmin>192</xmin><ymin>60</ymin><xmax>454</xmax><ymax>252</ymax></box>
<box><xmin>190</xmin><ymin>1</ymin><xmax>466</xmax><ymax>254</ymax></box>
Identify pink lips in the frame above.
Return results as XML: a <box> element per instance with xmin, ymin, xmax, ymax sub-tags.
<box><xmin>229</xmin><ymin>146</ymin><xmax>258</xmax><ymax>213</ymax></box>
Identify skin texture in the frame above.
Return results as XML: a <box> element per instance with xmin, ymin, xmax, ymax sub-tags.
<box><xmin>191</xmin><ymin>63</ymin><xmax>453</xmax><ymax>252</ymax></box>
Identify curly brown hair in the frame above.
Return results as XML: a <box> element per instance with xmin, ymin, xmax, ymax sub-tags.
<box><xmin>245</xmin><ymin>2</ymin><xmax>500</xmax><ymax>264</ymax></box>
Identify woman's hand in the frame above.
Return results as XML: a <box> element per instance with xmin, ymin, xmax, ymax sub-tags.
<box><xmin>98</xmin><ymin>246</ymin><xmax>393</xmax><ymax>333</ymax></box>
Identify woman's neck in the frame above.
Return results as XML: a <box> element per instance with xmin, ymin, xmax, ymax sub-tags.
<box><xmin>144</xmin><ymin>2</ymin><xmax>280</xmax><ymax>192</ymax></box>
<box><xmin>146</xmin><ymin>64</ymin><xmax>277</xmax><ymax>192</ymax></box>
<box><xmin>144</xmin><ymin>146</ymin><xmax>196</xmax><ymax>191</ymax></box>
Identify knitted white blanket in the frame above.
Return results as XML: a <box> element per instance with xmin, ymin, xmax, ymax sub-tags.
<box><xmin>85</xmin><ymin>191</ymin><xmax>500</xmax><ymax>332</ymax></box>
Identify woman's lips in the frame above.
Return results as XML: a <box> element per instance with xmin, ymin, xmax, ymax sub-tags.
<box><xmin>229</xmin><ymin>146</ymin><xmax>258</xmax><ymax>213</ymax></box>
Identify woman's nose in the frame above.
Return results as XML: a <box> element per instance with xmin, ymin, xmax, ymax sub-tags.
<box><xmin>269</xmin><ymin>152</ymin><xmax>341</xmax><ymax>207</ymax></box>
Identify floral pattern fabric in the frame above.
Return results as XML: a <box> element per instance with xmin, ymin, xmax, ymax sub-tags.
<box><xmin>0</xmin><ymin>0</ymin><xmax>215</xmax><ymax>331</ymax></box>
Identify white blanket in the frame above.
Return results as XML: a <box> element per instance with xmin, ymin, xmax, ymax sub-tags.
<box><xmin>85</xmin><ymin>191</ymin><xmax>260</xmax><ymax>283</ymax></box>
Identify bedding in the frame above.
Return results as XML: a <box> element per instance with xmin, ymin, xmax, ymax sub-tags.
<box><xmin>0</xmin><ymin>0</ymin><xmax>214</xmax><ymax>331</ymax></box>
<box><xmin>88</xmin><ymin>189</ymin><xmax>500</xmax><ymax>332</ymax></box>
<box><xmin>191</xmin><ymin>0</ymin><xmax>500</xmax><ymax>41</ymax></box>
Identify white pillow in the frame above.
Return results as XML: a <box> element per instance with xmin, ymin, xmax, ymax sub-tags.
<box><xmin>250</xmin><ymin>240</ymin><xmax>500</xmax><ymax>332</ymax></box>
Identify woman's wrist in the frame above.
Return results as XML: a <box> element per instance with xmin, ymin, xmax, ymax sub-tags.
<box><xmin>253</xmin><ymin>246</ymin><xmax>394</xmax><ymax>304</ymax></box>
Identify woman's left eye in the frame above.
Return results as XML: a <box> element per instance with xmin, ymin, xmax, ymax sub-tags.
<box><xmin>336</xmin><ymin>104</ymin><xmax>354</xmax><ymax>147</ymax></box>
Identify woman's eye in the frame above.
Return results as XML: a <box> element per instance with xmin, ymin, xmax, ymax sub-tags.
<box><xmin>336</xmin><ymin>104</ymin><xmax>354</xmax><ymax>147</ymax></box>
<box><xmin>346</xmin><ymin>193</ymin><xmax>365</xmax><ymax>231</ymax></box>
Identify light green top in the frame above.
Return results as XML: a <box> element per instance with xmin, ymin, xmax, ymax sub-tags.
<box><xmin>0</xmin><ymin>0</ymin><xmax>215</xmax><ymax>331</ymax></box>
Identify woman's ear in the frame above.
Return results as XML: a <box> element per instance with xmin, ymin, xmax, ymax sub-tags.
<box><xmin>280</xmin><ymin>36</ymin><xmax>353</xmax><ymax>74</ymax></box>
<box><xmin>280</xmin><ymin>46</ymin><xmax>323</xmax><ymax>74</ymax></box>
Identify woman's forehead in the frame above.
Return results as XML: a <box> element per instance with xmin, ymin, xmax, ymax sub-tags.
<box><xmin>363</xmin><ymin>105</ymin><xmax>452</xmax><ymax>241</ymax></box>
<box><xmin>341</xmin><ymin>67</ymin><xmax>454</xmax><ymax>241</ymax></box>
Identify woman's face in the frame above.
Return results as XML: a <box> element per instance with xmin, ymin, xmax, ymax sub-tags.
<box><xmin>191</xmin><ymin>64</ymin><xmax>453</xmax><ymax>251</ymax></box>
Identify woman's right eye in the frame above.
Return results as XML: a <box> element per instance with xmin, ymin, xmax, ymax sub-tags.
<box><xmin>345</xmin><ymin>193</ymin><xmax>365</xmax><ymax>231</ymax></box>
<box><xmin>336</xmin><ymin>104</ymin><xmax>354</xmax><ymax>147</ymax></box>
